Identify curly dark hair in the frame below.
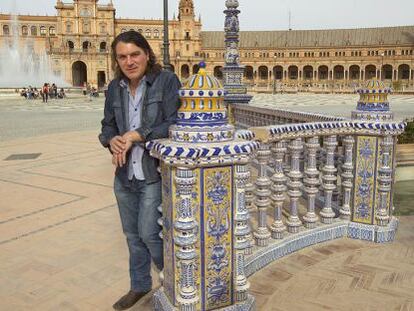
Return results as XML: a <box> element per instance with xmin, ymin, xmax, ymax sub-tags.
<box><xmin>111</xmin><ymin>30</ymin><xmax>162</xmax><ymax>80</ymax></box>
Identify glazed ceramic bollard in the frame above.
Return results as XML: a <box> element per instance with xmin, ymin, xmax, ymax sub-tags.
<box><xmin>349</xmin><ymin>79</ymin><xmax>398</xmax><ymax>241</ymax></box>
<box><xmin>148</xmin><ymin>63</ymin><xmax>258</xmax><ymax>311</ymax></box>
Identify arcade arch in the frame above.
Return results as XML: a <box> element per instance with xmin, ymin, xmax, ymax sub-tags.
<box><xmin>318</xmin><ymin>65</ymin><xmax>328</xmax><ymax>80</ymax></box>
<box><xmin>333</xmin><ymin>65</ymin><xmax>345</xmax><ymax>79</ymax></box>
<box><xmin>398</xmin><ymin>64</ymin><xmax>410</xmax><ymax>79</ymax></box>
<box><xmin>244</xmin><ymin>66</ymin><xmax>254</xmax><ymax>80</ymax></box>
<box><xmin>258</xmin><ymin>66</ymin><xmax>268</xmax><ymax>80</ymax></box>
<box><xmin>214</xmin><ymin>66</ymin><xmax>223</xmax><ymax>79</ymax></box>
<box><xmin>72</xmin><ymin>61</ymin><xmax>87</xmax><ymax>87</ymax></box>
<box><xmin>181</xmin><ymin>64</ymin><xmax>190</xmax><ymax>79</ymax></box>
<box><xmin>349</xmin><ymin>65</ymin><xmax>360</xmax><ymax>80</ymax></box>
<box><xmin>273</xmin><ymin>66</ymin><xmax>283</xmax><ymax>80</ymax></box>
<box><xmin>303</xmin><ymin>65</ymin><xmax>313</xmax><ymax>80</ymax></box>
<box><xmin>288</xmin><ymin>65</ymin><xmax>298</xmax><ymax>80</ymax></box>
<box><xmin>365</xmin><ymin>64</ymin><xmax>376</xmax><ymax>79</ymax></box>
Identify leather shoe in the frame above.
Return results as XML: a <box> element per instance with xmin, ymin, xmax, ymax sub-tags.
<box><xmin>113</xmin><ymin>290</ymin><xmax>150</xmax><ymax>310</ymax></box>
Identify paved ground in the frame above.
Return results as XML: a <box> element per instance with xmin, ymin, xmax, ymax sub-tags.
<box><xmin>251</xmin><ymin>93</ymin><xmax>414</xmax><ymax>121</ymax></box>
<box><xmin>0</xmin><ymin>95</ymin><xmax>413</xmax><ymax>311</ymax></box>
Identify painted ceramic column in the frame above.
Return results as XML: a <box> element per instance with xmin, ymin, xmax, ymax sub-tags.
<box><xmin>234</xmin><ymin>164</ymin><xmax>250</xmax><ymax>302</ymax></box>
<box><xmin>303</xmin><ymin>136</ymin><xmax>320</xmax><ymax>228</ymax></box>
<box><xmin>286</xmin><ymin>138</ymin><xmax>303</xmax><ymax>233</ymax></box>
<box><xmin>149</xmin><ymin>63</ymin><xmax>258</xmax><ymax>311</ymax></box>
<box><xmin>320</xmin><ymin>135</ymin><xmax>337</xmax><ymax>224</ymax></box>
<box><xmin>254</xmin><ymin>143</ymin><xmax>272</xmax><ymax>246</ymax></box>
<box><xmin>376</xmin><ymin>135</ymin><xmax>393</xmax><ymax>226</ymax></box>
<box><xmin>223</xmin><ymin>0</ymin><xmax>252</xmax><ymax>106</ymax></box>
<box><xmin>340</xmin><ymin>135</ymin><xmax>354</xmax><ymax>220</ymax></box>
<box><xmin>175</xmin><ymin>168</ymin><xmax>199</xmax><ymax>311</ymax></box>
<box><xmin>270</xmin><ymin>141</ymin><xmax>287</xmax><ymax>239</ymax></box>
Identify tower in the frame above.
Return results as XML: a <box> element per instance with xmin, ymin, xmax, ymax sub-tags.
<box><xmin>178</xmin><ymin>0</ymin><xmax>195</xmax><ymax>20</ymax></box>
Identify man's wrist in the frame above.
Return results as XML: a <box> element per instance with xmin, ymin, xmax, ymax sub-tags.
<box><xmin>124</xmin><ymin>131</ymin><xmax>141</xmax><ymax>142</ymax></box>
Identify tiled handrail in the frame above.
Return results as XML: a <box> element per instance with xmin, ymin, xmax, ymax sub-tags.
<box><xmin>250</xmin><ymin>120</ymin><xmax>406</xmax><ymax>142</ymax></box>
<box><xmin>230</xmin><ymin>103</ymin><xmax>344</xmax><ymax>128</ymax></box>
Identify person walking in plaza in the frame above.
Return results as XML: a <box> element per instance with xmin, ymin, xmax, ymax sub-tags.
<box><xmin>41</xmin><ymin>83</ymin><xmax>49</xmax><ymax>103</ymax></box>
<box><xmin>99</xmin><ymin>30</ymin><xmax>181</xmax><ymax>310</ymax></box>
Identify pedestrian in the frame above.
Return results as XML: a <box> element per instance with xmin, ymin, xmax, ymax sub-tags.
<box><xmin>98</xmin><ymin>30</ymin><xmax>181</xmax><ymax>310</ymax></box>
<box><xmin>51</xmin><ymin>83</ymin><xmax>58</xmax><ymax>99</ymax></box>
<box><xmin>41</xmin><ymin>83</ymin><xmax>49</xmax><ymax>103</ymax></box>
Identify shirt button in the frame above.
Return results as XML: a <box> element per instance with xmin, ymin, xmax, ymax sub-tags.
<box><xmin>135</xmin><ymin>108</ymin><xmax>137</xmax><ymax>111</ymax></box>
<box><xmin>133</xmin><ymin>161</ymin><xmax>136</xmax><ymax>164</ymax></box>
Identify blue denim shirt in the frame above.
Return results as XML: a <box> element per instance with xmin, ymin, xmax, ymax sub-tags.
<box><xmin>99</xmin><ymin>69</ymin><xmax>181</xmax><ymax>185</ymax></box>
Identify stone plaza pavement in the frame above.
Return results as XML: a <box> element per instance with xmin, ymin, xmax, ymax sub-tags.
<box><xmin>0</xmin><ymin>96</ymin><xmax>413</xmax><ymax>310</ymax></box>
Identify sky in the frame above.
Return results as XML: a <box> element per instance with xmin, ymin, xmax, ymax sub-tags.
<box><xmin>1</xmin><ymin>0</ymin><xmax>414</xmax><ymax>31</ymax></box>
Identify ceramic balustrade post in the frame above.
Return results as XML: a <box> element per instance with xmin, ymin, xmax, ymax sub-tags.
<box><xmin>270</xmin><ymin>141</ymin><xmax>287</xmax><ymax>239</ymax></box>
<box><xmin>376</xmin><ymin>136</ymin><xmax>393</xmax><ymax>226</ymax></box>
<box><xmin>244</xmin><ymin>175</ymin><xmax>255</xmax><ymax>255</ymax></box>
<box><xmin>283</xmin><ymin>140</ymin><xmax>291</xmax><ymax>176</ymax></box>
<box><xmin>253</xmin><ymin>143</ymin><xmax>272</xmax><ymax>246</ymax></box>
<box><xmin>320</xmin><ymin>135</ymin><xmax>338</xmax><ymax>224</ymax></box>
<box><xmin>303</xmin><ymin>136</ymin><xmax>320</xmax><ymax>228</ymax></box>
<box><xmin>286</xmin><ymin>138</ymin><xmax>303</xmax><ymax>233</ymax></box>
<box><xmin>340</xmin><ymin>135</ymin><xmax>354</xmax><ymax>220</ymax></box>
<box><xmin>174</xmin><ymin>168</ymin><xmax>199</xmax><ymax>311</ymax></box>
<box><xmin>234</xmin><ymin>164</ymin><xmax>250</xmax><ymax>302</ymax></box>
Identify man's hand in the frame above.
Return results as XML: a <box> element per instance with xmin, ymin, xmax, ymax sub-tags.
<box><xmin>121</xmin><ymin>131</ymin><xmax>143</xmax><ymax>165</ymax></box>
<box><xmin>109</xmin><ymin>136</ymin><xmax>126</xmax><ymax>154</ymax></box>
<box><xmin>112</xmin><ymin>152</ymin><xmax>124</xmax><ymax>168</ymax></box>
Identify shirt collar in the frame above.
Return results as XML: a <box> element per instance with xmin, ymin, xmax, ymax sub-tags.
<box><xmin>119</xmin><ymin>76</ymin><xmax>147</xmax><ymax>91</ymax></box>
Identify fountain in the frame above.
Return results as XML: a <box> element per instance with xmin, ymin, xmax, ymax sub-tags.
<box><xmin>0</xmin><ymin>3</ymin><xmax>68</xmax><ymax>88</ymax></box>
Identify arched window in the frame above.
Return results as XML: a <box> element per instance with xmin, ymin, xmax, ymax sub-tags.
<box><xmin>100</xmin><ymin>42</ymin><xmax>107</xmax><ymax>52</ymax></box>
<box><xmin>22</xmin><ymin>25</ymin><xmax>28</xmax><ymax>36</ymax></box>
<box><xmin>40</xmin><ymin>26</ymin><xmax>47</xmax><ymax>36</ymax></box>
<box><xmin>3</xmin><ymin>25</ymin><xmax>10</xmax><ymax>35</ymax></box>
<box><xmin>154</xmin><ymin>29</ymin><xmax>159</xmax><ymax>38</ymax></box>
<box><xmin>145</xmin><ymin>29</ymin><xmax>151</xmax><ymax>38</ymax></box>
<box><xmin>49</xmin><ymin>26</ymin><xmax>56</xmax><ymax>36</ymax></box>
<box><xmin>68</xmin><ymin>40</ymin><xmax>75</xmax><ymax>51</ymax></box>
<box><xmin>30</xmin><ymin>25</ymin><xmax>37</xmax><ymax>36</ymax></box>
<box><xmin>82</xmin><ymin>41</ymin><xmax>90</xmax><ymax>52</ymax></box>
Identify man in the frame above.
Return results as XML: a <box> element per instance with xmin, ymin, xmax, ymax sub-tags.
<box><xmin>99</xmin><ymin>31</ymin><xmax>181</xmax><ymax>310</ymax></box>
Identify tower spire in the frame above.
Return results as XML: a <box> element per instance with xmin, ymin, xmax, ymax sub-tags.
<box><xmin>178</xmin><ymin>0</ymin><xmax>194</xmax><ymax>20</ymax></box>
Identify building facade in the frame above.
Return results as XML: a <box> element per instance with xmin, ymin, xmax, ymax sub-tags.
<box><xmin>0</xmin><ymin>0</ymin><xmax>413</xmax><ymax>89</ymax></box>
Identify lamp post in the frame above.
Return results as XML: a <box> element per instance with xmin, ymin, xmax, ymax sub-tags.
<box><xmin>380</xmin><ymin>52</ymin><xmax>384</xmax><ymax>81</ymax></box>
<box><xmin>163</xmin><ymin>0</ymin><xmax>171</xmax><ymax>70</ymax></box>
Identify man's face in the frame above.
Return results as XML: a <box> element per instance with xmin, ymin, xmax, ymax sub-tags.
<box><xmin>115</xmin><ymin>42</ymin><xmax>149</xmax><ymax>82</ymax></box>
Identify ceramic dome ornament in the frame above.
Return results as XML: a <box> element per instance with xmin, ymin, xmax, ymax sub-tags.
<box><xmin>352</xmin><ymin>78</ymin><xmax>394</xmax><ymax>121</ymax></box>
<box><xmin>170</xmin><ymin>62</ymin><xmax>235</xmax><ymax>143</ymax></box>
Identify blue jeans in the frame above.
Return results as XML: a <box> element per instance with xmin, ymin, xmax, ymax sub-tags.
<box><xmin>114</xmin><ymin>176</ymin><xmax>163</xmax><ymax>292</ymax></box>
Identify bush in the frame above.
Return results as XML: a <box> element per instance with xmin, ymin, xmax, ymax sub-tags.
<box><xmin>398</xmin><ymin>118</ymin><xmax>414</xmax><ymax>144</ymax></box>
